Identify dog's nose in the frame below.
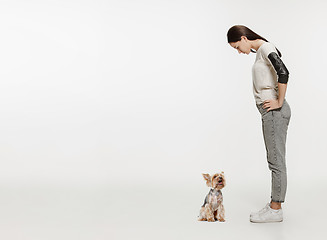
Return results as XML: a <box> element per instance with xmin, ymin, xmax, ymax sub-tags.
<box><xmin>219</xmin><ymin>177</ymin><xmax>222</xmax><ymax>180</ymax></box>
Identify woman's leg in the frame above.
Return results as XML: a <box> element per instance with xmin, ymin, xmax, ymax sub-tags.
<box><xmin>261</xmin><ymin>100</ymin><xmax>291</xmax><ymax>205</ymax></box>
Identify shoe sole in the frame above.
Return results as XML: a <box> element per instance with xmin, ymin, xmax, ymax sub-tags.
<box><xmin>250</xmin><ymin>218</ymin><xmax>283</xmax><ymax>223</ymax></box>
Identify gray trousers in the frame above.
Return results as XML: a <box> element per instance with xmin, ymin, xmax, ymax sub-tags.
<box><xmin>256</xmin><ymin>99</ymin><xmax>291</xmax><ymax>203</ymax></box>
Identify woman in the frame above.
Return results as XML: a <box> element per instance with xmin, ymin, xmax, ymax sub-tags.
<box><xmin>227</xmin><ymin>25</ymin><xmax>291</xmax><ymax>223</ymax></box>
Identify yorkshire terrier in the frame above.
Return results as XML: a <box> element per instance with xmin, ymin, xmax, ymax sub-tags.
<box><xmin>198</xmin><ymin>172</ymin><xmax>226</xmax><ymax>222</ymax></box>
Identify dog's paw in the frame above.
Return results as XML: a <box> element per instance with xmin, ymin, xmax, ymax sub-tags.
<box><xmin>218</xmin><ymin>218</ymin><xmax>225</xmax><ymax>222</ymax></box>
<box><xmin>198</xmin><ymin>218</ymin><xmax>206</xmax><ymax>221</ymax></box>
<box><xmin>207</xmin><ymin>218</ymin><xmax>215</xmax><ymax>222</ymax></box>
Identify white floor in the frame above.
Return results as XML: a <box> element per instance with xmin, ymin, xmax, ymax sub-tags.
<box><xmin>0</xmin><ymin>179</ymin><xmax>326</xmax><ymax>240</ymax></box>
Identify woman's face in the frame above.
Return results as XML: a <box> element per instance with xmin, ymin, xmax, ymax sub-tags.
<box><xmin>229</xmin><ymin>36</ymin><xmax>251</xmax><ymax>55</ymax></box>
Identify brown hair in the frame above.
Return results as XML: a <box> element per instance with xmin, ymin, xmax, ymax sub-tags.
<box><xmin>227</xmin><ymin>25</ymin><xmax>282</xmax><ymax>57</ymax></box>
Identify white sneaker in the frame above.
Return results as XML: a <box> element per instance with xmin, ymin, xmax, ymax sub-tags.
<box><xmin>250</xmin><ymin>203</ymin><xmax>270</xmax><ymax>217</ymax></box>
<box><xmin>250</xmin><ymin>204</ymin><xmax>283</xmax><ymax>223</ymax></box>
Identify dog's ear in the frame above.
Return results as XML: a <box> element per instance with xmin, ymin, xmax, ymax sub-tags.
<box><xmin>221</xmin><ymin>171</ymin><xmax>225</xmax><ymax>175</ymax></box>
<box><xmin>202</xmin><ymin>173</ymin><xmax>210</xmax><ymax>181</ymax></box>
<box><xmin>202</xmin><ymin>173</ymin><xmax>211</xmax><ymax>187</ymax></box>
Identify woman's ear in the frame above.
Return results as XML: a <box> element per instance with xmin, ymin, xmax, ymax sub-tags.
<box><xmin>242</xmin><ymin>36</ymin><xmax>251</xmax><ymax>44</ymax></box>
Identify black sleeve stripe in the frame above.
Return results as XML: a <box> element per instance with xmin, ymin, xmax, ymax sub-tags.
<box><xmin>267</xmin><ymin>52</ymin><xmax>289</xmax><ymax>84</ymax></box>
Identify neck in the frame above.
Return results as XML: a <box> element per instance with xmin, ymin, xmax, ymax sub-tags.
<box><xmin>251</xmin><ymin>39</ymin><xmax>266</xmax><ymax>51</ymax></box>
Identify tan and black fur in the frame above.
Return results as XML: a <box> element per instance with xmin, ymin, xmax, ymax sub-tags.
<box><xmin>198</xmin><ymin>172</ymin><xmax>226</xmax><ymax>222</ymax></box>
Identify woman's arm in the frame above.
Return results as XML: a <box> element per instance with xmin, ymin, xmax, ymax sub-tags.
<box><xmin>267</xmin><ymin>52</ymin><xmax>289</xmax><ymax>107</ymax></box>
<box><xmin>263</xmin><ymin>50</ymin><xmax>290</xmax><ymax>111</ymax></box>
<box><xmin>264</xmin><ymin>83</ymin><xmax>287</xmax><ymax>111</ymax></box>
<box><xmin>277</xmin><ymin>82</ymin><xmax>287</xmax><ymax>107</ymax></box>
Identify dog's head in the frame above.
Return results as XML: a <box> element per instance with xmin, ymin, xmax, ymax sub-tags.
<box><xmin>202</xmin><ymin>172</ymin><xmax>226</xmax><ymax>190</ymax></box>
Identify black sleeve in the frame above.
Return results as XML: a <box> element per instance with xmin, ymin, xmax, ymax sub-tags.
<box><xmin>267</xmin><ymin>52</ymin><xmax>289</xmax><ymax>84</ymax></box>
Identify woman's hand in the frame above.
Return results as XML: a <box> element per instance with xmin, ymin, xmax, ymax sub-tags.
<box><xmin>263</xmin><ymin>99</ymin><xmax>282</xmax><ymax>112</ymax></box>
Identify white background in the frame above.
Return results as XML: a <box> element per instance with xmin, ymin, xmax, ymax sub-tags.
<box><xmin>0</xmin><ymin>0</ymin><xmax>326</xmax><ymax>239</ymax></box>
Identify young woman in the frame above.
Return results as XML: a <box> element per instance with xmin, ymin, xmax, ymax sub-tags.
<box><xmin>227</xmin><ymin>25</ymin><xmax>291</xmax><ymax>223</ymax></box>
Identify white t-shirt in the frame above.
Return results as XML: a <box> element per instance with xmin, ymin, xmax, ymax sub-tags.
<box><xmin>252</xmin><ymin>41</ymin><xmax>280</xmax><ymax>105</ymax></box>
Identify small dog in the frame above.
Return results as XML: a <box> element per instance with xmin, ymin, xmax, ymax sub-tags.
<box><xmin>198</xmin><ymin>172</ymin><xmax>226</xmax><ymax>222</ymax></box>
